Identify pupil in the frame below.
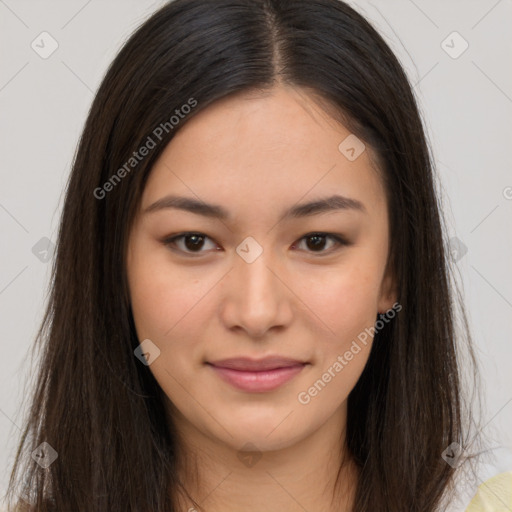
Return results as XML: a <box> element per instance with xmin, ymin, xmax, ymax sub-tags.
<box><xmin>307</xmin><ymin>235</ymin><xmax>325</xmax><ymax>251</ymax></box>
<box><xmin>185</xmin><ymin>234</ymin><xmax>204</xmax><ymax>251</ymax></box>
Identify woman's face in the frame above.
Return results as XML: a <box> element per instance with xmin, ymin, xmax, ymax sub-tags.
<box><xmin>127</xmin><ymin>85</ymin><xmax>395</xmax><ymax>453</ymax></box>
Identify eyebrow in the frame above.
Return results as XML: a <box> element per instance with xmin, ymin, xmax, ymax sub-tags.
<box><xmin>143</xmin><ymin>193</ymin><xmax>366</xmax><ymax>221</ymax></box>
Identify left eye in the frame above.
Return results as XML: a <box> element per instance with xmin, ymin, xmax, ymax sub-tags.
<box><xmin>163</xmin><ymin>232</ymin><xmax>348</xmax><ymax>256</ymax></box>
<box><xmin>292</xmin><ymin>233</ymin><xmax>347</xmax><ymax>254</ymax></box>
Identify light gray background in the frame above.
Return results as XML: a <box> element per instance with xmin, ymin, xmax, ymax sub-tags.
<box><xmin>1</xmin><ymin>0</ymin><xmax>511</xmax><ymax>508</ymax></box>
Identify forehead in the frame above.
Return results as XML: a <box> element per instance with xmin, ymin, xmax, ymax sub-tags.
<box><xmin>140</xmin><ymin>85</ymin><xmax>387</xmax><ymax>223</ymax></box>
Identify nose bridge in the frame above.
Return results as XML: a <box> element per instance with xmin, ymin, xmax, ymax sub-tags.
<box><xmin>223</xmin><ymin>236</ymin><xmax>290</xmax><ymax>336</ymax></box>
<box><xmin>235</xmin><ymin>240</ymin><xmax>279</xmax><ymax>306</ymax></box>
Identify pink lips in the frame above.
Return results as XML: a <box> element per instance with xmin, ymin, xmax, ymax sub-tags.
<box><xmin>207</xmin><ymin>357</ymin><xmax>307</xmax><ymax>392</ymax></box>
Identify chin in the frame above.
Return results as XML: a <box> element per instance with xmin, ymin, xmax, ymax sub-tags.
<box><xmin>213</xmin><ymin>408</ymin><xmax>313</xmax><ymax>451</ymax></box>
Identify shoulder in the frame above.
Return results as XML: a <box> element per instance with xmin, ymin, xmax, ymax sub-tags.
<box><xmin>465</xmin><ymin>471</ymin><xmax>512</xmax><ymax>511</ymax></box>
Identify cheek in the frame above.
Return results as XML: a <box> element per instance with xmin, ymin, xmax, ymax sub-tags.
<box><xmin>300</xmin><ymin>260</ymin><xmax>382</xmax><ymax>345</ymax></box>
<box><xmin>128</xmin><ymin>253</ymin><xmax>210</xmax><ymax>398</ymax></box>
<box><xmin>128</xmin><ymin>250</ymin><xmax>209</xmax><ymax>343</ymax></box>
<box><xmin>294</xmin><ymin>266</ymin><xmax>380</xmax><ymax>412</ymax></box>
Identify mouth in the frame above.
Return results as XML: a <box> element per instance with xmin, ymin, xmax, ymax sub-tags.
<box><xmin>205</xmin><ymin>356</ymin><xmax>308</xmax><ymax>393</ymax></box>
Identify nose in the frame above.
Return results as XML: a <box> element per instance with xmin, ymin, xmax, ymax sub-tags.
<box><xmin>219</xmin><ymin>247</ymin><xmax>293</xmax><ymax>339</ymax></box>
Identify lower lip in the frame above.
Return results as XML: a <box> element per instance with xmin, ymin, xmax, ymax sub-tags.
<box><xmin>208</xmin><ymin>364</ymin><xmax>306</xmax><ymax>392</ymax></box>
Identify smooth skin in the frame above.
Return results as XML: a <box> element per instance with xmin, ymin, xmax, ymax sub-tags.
<box><xmin>127</xmin><ymin>84</ymin><xmax>397</xmax><ymax>512</ymax></box>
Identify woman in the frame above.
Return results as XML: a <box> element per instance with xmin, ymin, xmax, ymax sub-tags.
<box><xmin>4</xmin><ymin>0</ymin><xmax>484</xmax><ymax>510</ymax></box>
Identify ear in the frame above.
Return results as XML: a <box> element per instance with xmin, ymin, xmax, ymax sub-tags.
<box><xmin>377</xmin><ymin>261</ymin><xmax>397</xmax><ymax>314</ymax></box>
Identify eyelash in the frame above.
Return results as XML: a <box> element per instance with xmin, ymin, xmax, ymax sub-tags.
<box><xmin>162</xmin><ymin>232</ymin><xmax>350</xmax><ymax>257</ymax></box>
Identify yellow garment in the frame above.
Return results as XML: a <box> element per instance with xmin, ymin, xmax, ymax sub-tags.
<box><xmin>466</xmin><ymin>471</ymin><xmax>512</xmax><ymax>511</ymax></box>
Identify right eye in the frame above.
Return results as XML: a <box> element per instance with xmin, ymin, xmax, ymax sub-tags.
<box><xmin>162</xmin><ymin>232</ymin><xmax>221</xmax><ymax>256</ymax></box>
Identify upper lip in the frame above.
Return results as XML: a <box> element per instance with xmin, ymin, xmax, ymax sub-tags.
<box><xmin>207</xmin><ymin>356</ymin><xmax>306</xmax><ymax>371</ymax></box>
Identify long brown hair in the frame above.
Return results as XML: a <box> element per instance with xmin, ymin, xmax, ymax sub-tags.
<box><xmin>5</xmin><ymin>0</ymin><xmax>481</xmax><ymax>510</ymax></box>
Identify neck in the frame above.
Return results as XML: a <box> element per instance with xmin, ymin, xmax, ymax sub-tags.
<box><xmin>168</xmin><ymin>402</ymin><xmax>358</xmax><ymax>512</ymax></box>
